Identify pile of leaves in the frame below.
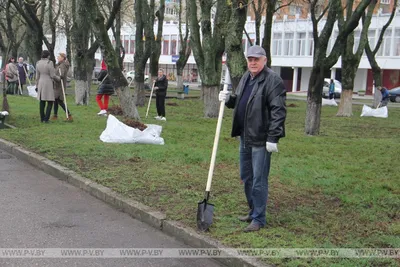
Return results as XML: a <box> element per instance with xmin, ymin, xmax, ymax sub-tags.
<box><xmin>123</xmin><ymin>118</ymin><xmax>147</xmax><ymax>131</ymax></box>
<box><xmin>107</xmin><ymin>105</ymin><xmax>123</xmax><ymax>116</ymax></box>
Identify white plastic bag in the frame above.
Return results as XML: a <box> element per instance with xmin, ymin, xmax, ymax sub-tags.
<box><xmin>322</xmin><ymin>98</ymin><xmax>338</xmax><ymax>106</ymax></box>
<box><xmin>27</xmin><ymin>85</ymin><xmax>37</xmax><ymax>98</ymax></box>
<box><xmin>100</xmin><ymin>114</ymin><xmax>165</xmax><ymax>145</ymax></box>
<box><xmin>360</xmin><ymin>105</ymin><xmax>388</xmax><ymax>118</ymax></box>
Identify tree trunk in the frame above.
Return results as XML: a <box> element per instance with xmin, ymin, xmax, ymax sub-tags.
<box><xmin>116</xmin><ymin>86</ymin><xmax>140</xmax><ymax>119</ymax></box>
<box><xmin>225</xmin><ymin>0</ymin><xmax>247</xmax><ymax>91</ymax></box>
<box><xmin>74</xmin><ymin>80</ymin><xmax>90</xmax><ymax>105</ymax></box>
<box><xmin>336</xmin><ymin>89</ymin><xmax>353</xmax><ymax>117</ymax></box>
<box><xmin>262</xmin><ymin>0</ymin><xmax>276</xmax><ymax>68</ymax></box>
<box><xmin>134</xmin><ymin>81</ymin><xmax>146</xmax><ymax>109</ymax></box>
<box><xmin>150</xmin><ymin>0</ymin><xmax>165</xmax><ymax>77</ymax></box>
<box><xmin>134</xmin><ymin>0</ymin><xmax>152</xmax><ymax>108</ymax></box>
<box><xmin>25</xmin><ymin>27</ymin><xmax>42</xmax><ymax>63</ymax></box>
<box><xmin>372</xmin><ymin>68</ymin><xmax>382</xmax><ymax>107</ymax></box>
<box><xmin>305</xmin><ymin>98</ymin><xmax>321</xmax><ymax>135</ymax></box>
<box><xmin>305</xmin><ymin>64</ymin><xmax>324</xmax><ymax>135</ymax></box>
<box><xmin>176</xmin><ymin>74</ymin><xmax>183</xmax><ymax>92</ymax></box>
<box><xmin>86</xmin><ymin>0</ymin><xmax>137</xmax><ymax>119</ymax></box>
<box><xmin>202</xmin><ymin>85</ymin><xmax>220</xmax><ymax>118</ymax></box>
<box><xmin>337</xmin><ymin>50</ymin><xmax>357</xmax><ymax>116</ymax></box>
<box><xmin>74</xmin><ymin>55</ymin><xmax>91</xmax><ymax>105</ymax></box>
<box><xmin>72</xmin><ymin>0</ymin><xmax>92</xmax><ymax>105</ymax></box>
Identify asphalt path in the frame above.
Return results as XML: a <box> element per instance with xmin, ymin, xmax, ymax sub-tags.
<box><xmin>0</xmin><ymin>149</ymin><xmax>223</xmax><ymax>267</ymax></box>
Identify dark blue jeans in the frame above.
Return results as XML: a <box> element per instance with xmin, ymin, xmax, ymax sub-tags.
<box><xmin>239</xmin><ymin>136</ymin><xmax>271</xmax><ymax>226</ymax></box>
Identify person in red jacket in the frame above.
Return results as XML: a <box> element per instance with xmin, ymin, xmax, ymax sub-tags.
<box><xmin>96</xmin><ymin>60</ymin><xmax>114</xmax><ymax>116</ymax></box>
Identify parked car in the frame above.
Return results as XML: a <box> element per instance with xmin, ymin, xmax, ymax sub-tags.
<box><xmin>125</xmin><ymin>71</ymin><xmax>149</xmax><ymax>82</ymax></box>
<box><xmin>93</xmin><ymin>67</ymin><xmax>101</xmax><ymax>80</ymax></box>
<box><xmin>322</xmin><ymin>78</ymin><xmax>342</xmax><ymax>98</ymax></box>
<box><xmin>388</xmin><ymin>87</ymin><xmax>400</xmax><ymax>103</ymax></box>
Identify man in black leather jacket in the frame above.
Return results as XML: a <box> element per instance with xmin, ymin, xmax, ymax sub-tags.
<box><xmin>219</xmin><ymin>45</ymin><xmax>286</xmax><ymax>232</ymax></box>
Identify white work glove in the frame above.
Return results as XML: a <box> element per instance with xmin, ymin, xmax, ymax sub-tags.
<box><xmin>266</xmin><ymin>142</ymin><xmax>278</xmax><ymax>153</ymax></box>
<box><xmin>218</xmin><ymin>91</ymin><xmax>230</xmax><ymax>102</ymax></box>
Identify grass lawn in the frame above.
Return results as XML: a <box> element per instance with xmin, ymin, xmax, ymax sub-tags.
<box><xmin>1</xmin><ymin>89</ymin><xmax>399</xmax><ymax>267</ymax></box>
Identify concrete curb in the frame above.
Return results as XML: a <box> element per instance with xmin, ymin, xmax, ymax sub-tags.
<box><xmin>0</xmin><ymin>138</ymin><xmax>268</xmax><ymax>267</ymax></box>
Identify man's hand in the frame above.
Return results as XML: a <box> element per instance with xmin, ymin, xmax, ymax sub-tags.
<box><xmin>154</xmin><ymin>86</ymin><xmax>159</xmax><ymax>90</ymax></box>
<box><xmin>266</xmin><ymin>142</ymin><xmax>278</xmax><ymax>152</ymax></box>
<box><xmin>218</xmin><ymin>91</ymin><xmax>230</xmax><ymax>102</ymax></box>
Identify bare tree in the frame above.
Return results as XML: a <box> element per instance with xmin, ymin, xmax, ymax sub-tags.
<box><xmin>58</xmin><ymin>0</ymin><xmax>73</xmax><ymax>62</ymax></box>
<box><xmin>188</xmin><ymin>0</ymin><xmax>229</xmax><ymax>118</ymax></box>
<box><xmin>71</xmin><ymin>0</ymin><xmax>121</xmax><ymax>105</ymax></box>
<box><xmin>133</xmin><ymin>0</ymin><xmax>153</xmax><ymax>107</ymax></box>
<box><xmin>85</xmin><ymin>0</ymin><xmax>140</xmax><ymax>119</ymax></box>
<box><xmin>0</xmin><ymin>0</ymin><xmax>26</xmax><ymax>59</ymax></box>
<box><xmin>261</xmin><ymin>0</ymin><xmax>294</xmax><ymax>68</ymax></box>
<box><xmin>10</xmin><ymin>0</ymin><xmax>62</xmax><ymax>63</ymax></box>
<box><xmin>364</xmin><ymin>1</ymin><xmax>398</xmax><ymax>108</ymax></box>
<box><xmin>337</xmin><ymin>0</ymin><xmax>377</xmax><ymax>117</ymax></box>
<box><xmin>175</xmin><ymin>0</ymin><xmax>191</xmax><ymax>92</ymax></box>
<box><xmin>251</xmin><ymin>0</ymin><xmax>266</xmax><ymax>46</ymax></box>
<box><xmin>149</xmin><ymin>0</ymin><xmax>165</xmax><ymax>82</ymax></box>
<box><xmin>305</xmin><ymin>0</ymin><xmax>370</xmax><ymax>135</ymax></box>
<box><xmin>225</xmin><ymin>0</ymin><xmax>247</xmax><ymax>90</ymax></box>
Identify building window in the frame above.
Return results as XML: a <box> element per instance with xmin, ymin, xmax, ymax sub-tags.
<box><xmin>124</xmin><ymin>35</ymin><xmax>129</xmax><ymax>54</ymax></box>
<box><xmin>171</xmin><ymin>35</ymin><xmax>178</xmax><ymax>55</ymax></box>
<box><xmin>289</xmin><ymin>5</ymin><xmax>302</xmax><ymax>16</ymax></box>
<box><xmin>272</xmin><ymin>33</ymin><xmax>282</xmax><ymax>56</ymax></box>
<box><xmin>284</xmin><ymin>33</ymin><xmax>293</xmax><ymax>56</ymax></box>
<box><xmin>307</xmin><ymin>36</ymin><xmax>314</xmax><ymax>56</ymax></box>
<box><xmin>395</xmin><ymin>29</ymin><xmax>400</xmax><ymax>56</ymax></box>
<box><xmin>378</xmin><ymin>29</ymin><xmax>392</xmax><ymax>56</ymax></box>
<box><xmin>380</xmin><ymin>0</ymin><xmax>390</xmax><ymax>4</ymax></box>
<box><xmin>130</xmin><ymin>36</ymin><xmax>135</xmax><ymax>54</ymax></box>
<box><xmin>162</xmin><ymin>35</ymin><xmax>169</xmax><ymax>55</ymax></box>
<box><xmin>165</xmin><ymin>7</ymin><xmax>177</xmax><ymax>16</ymax></box>
<box><xmin>296</xmin><ymin>32</ymin><xmax>306</xmax><ymax>56</ymax></box>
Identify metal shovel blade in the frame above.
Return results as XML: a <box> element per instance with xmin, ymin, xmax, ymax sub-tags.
<box><xmin>197</xmin><ymin>199</ymin><xmax>214</xmax><ymax>231</ymax></box>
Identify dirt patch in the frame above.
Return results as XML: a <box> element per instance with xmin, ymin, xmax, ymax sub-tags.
<box><xmin>107</xmin><ymin>105</ymin><xmax>123</xmax><ymax>116</ymax></box>
<box><xmin>127</xmin><ymin>156</ymin><xmax>142</xmax><ymax>163</ymax></box>
<box><xmin>166</xmin><ymin>102</ymin><xmax>179</xmax><ymax>106</ymax></box>
<box><xmin>288</xmin><ymin>103</ymin><xmax>299</xmax><ymax>108</ymax></box>
<box><xmin>123</xmin><ymin>119</ymin><xmax>147</xmax><ymax>131</ymax></box>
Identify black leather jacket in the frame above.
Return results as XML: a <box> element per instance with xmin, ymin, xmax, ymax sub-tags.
<box><xmin>226</xmin><ymin>66</ymin><xmax>286</xmax><ymax>146</ymax></box>
<box><xmin>155</xmin><ymin>75</ymin><xmax>168</xmax><ymax>96</ymax></box>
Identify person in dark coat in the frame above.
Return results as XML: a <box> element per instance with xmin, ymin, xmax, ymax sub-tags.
<box><xmin>17</xmin><ymin>57</ymin><xmax>28</xmax><ymax>94</ymax></box>
<box><xmin>154</xmin><ymin>68</ymin><xmax>168</xmax><ymax>121</ymax></box>
<box><xmin>96</xmin><ymin>60</ymin><xmax>114</xmax><ymax>116</ymax></box>
<box><xmin>52</xmin><ymin>53</ymin><xmax>73</xmax><ymax>121</ymax></box>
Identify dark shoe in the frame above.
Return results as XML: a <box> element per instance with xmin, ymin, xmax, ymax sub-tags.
<box><xmin>238</xmin><ymin>215</ymin><xmax>252</xmax><ymax>223</ymax></box>
<box><xmin>43</xmin><ymin>120</ymin><xmax>50</xmax><ymax>124</ymax></box>
<box><xmin>243</xmin><ymin>222</ymin><xmax>263</xmax><ymax>233</ymax></box>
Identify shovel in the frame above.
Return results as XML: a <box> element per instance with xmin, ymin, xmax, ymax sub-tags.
<box><xmin>197</xmin><ymin>68</ymin><xmax>231</xmax><ymax>231</ymax></box>
<box><xmin>145</xmin><ymin>80</ymin><xmax>156</xmax><ymax>118</ymax></box>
